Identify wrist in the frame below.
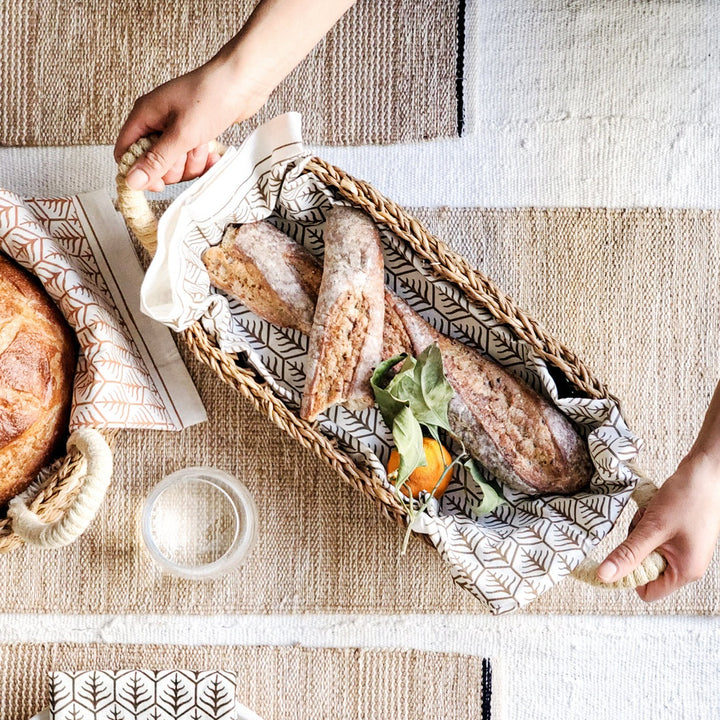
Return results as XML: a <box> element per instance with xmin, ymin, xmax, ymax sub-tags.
<box><xmin>680</xmin><ymin>445</ymin><xmax>720</xmax><ymax>478</ymax></box>
<box><xmin>201</xmin><ymin>51</ymin><xmax>273</xmax><ymax>123</ymax></box>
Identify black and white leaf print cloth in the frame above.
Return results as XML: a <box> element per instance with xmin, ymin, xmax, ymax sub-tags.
<box><xmin>141</xmin><ymin>115</ymin><xmax>642</xmax><ymax>615</ymax></box>
<box><xmin>49</xmin><ymin>670</ymin><xmax>261</xmax><ymax>720</ymax></box>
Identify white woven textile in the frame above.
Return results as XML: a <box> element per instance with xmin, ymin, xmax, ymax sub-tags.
<box><xmin>2</xmin><ymin>1</ymin><xmax>719</xmax><ymax>208</ymax></box>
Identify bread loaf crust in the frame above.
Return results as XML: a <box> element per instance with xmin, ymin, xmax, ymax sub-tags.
<box><xmin>203</xmin><ymin>222</ymin><xmax>412</xmax><ymax>360</ymax></box>
<box><xmin>203</xmin><ymin>222</ymin><xmax>322</xmax><ymax>335</ymax></box>
<box><xmin>301</xmin><ymin>207</ymin><xmax>385</xmax><ymax>420</ymax></box>
<box><xmin>0</xmin><ymin>253</ymin><xmax>77</xmax><ymax>507</ymax></box>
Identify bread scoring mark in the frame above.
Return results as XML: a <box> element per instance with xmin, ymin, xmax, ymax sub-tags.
<box><xmin>0</xmin><ymin>396</ymin><xmax>39</xmax><ymax>447</ymax></box>
<box><xmin>0</xmin><ymin>331</ymin><xmax>53</xmax><ymax>402</ymax></box>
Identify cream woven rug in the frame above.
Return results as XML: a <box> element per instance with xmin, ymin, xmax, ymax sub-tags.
<box><xmin>0</xmin><ymin>206</ymin><xmax>717</xmax><ymax>615</ymax></box>
<box><xmin>0</xmin><ymin>0</ymin><xmax>460</xmax><ymax>147</ymax></box>
<box><xmin>0</xmin><ymin>643</ymin><xmax>494</xmax><ymax>720</ymax></box>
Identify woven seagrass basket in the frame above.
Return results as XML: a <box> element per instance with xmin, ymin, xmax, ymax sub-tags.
<box><xmin>114</xmin><ymin>138</ymin><xmax>663</xmax><ymax>590</ymax></box>
<box><xmin>0</xmin><ymin>427</ymin><xmax>117</xmax><ymax>553</ymax></box>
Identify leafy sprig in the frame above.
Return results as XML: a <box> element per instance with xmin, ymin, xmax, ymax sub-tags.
<box><xmin>371</xmin><ymin>343</ymin><xmax>505</xmax><ymax>552</ymax></box>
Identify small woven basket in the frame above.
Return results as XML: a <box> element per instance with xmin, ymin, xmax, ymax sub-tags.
<box><xmin>0</xmin><ymin>428</ymin><xmax>117</xmax><ymax>553</ymax></box>
<box><xmin>115</xmin><ymin>139</ymin><xmax>665</xmax><ymax>589</ymax></box>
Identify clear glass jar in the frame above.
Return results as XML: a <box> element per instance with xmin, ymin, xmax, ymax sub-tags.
<box><xmin>141</xmin><ymin>466</ymin><xmax>257</xmax><ymax>579</ymax></box>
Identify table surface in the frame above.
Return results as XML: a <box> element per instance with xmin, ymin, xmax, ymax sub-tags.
<box><xmin>2</xmin><ymin>4</ymin><xmax>720</xmax><ymax>718</ymax></box>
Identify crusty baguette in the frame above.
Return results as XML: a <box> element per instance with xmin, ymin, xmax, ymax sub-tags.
<box><xmin>204</xmin><ymin>217</ymin><xmax>592</xmax><ymax>494</ymax></box>
<box><xmin>203</xmin><ymin>223</ymin><xmax>413</xmax><ymax>360</ymax></box>
<box><xmin>203</xmin><ymin>222</ymin><xmax>322</xmax><ymax>335</ymax></box>
<box><xmin>301</xmin><ymin>207</ymin><xmax>385</xmax><ymax>420</ymax></box>
<box><xmin>384</xmin><ymin>292</ymin><xmax>593</xmax><ymax>495</ymax></box>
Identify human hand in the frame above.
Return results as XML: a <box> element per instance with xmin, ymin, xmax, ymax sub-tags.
<box><xmin>114</xmin><ymin>58</ymin><xmax>269</xmax><ymax>192</ymax></box>
<box><xmin>597</xmin><ymin>453</ymin><xmax>720</xmax><ymax>601</ymax></box>
<box><xmin>114</xmin><ymin>0</ymin><xmax>358</xmax><ymax>192</ymax></box>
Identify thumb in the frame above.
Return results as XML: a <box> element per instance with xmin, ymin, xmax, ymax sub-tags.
<box><xmin>125</xmin><ymin>125</ymin><xmax>186</xmax><ymax>191</ymax></box>
<box><xmin>597</xmin><ymin>515</ymin><xmax>665</xmax><ymax>583</ymax></box>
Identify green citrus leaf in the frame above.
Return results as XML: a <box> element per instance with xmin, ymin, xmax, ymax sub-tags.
<box><xmin>413</xmin><ymin>344</ymin><xmax>453</xmax><ymax>430</ymax></box>
<box><xmin>464</xmin><ymin>458</ymin><xmax>506</xmax><ymax>516</ymax></box>
<box><xmin>393</xmin><ymin>406</ymin><xmax>426</xmax><ymax>484</ymax></box>
<box><xmin>370</xmin><ymin>354</ymin><xmax>410</xmax><ymax>428</ymax></box>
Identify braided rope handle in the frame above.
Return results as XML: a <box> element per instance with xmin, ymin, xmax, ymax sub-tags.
<box><xmin>7</xmin><ymin>429</ymin><xmax>114</xmax><ymax>548</ymax></box>
<box><xmin>116</xmin><ymin>135</ymin><xmax>226</xmax><ymax>255</ymax></box>
<box><xmin>572</xmin><ymin>478</ymin><xmax>667</xmax><ymax>588</ymax></box>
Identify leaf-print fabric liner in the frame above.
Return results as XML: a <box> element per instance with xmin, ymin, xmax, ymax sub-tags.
<box><xmin>141</xmin><ymin>115</ymin><xmax>642</xmax><ymax>614</ymax></box>
<box><xmin>49</xmin><ymin>670</ymin><xmax>262</xmax><ymax>720</ymax></box>
<box><xmin>0</xmin><ymin>190</ymin><xmax>205</xmax><ymax>431</ymax></box>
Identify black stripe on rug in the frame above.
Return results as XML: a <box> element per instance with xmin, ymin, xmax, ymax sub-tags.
<box><xmin>456</xmin><ymin>0</ymin><xmax>467</xmax><ymax>136</ymax></box>
<box><xmin>482</xmin><ymin>657</ymin><xmax>493</xmax><ymax>720</ymax></box>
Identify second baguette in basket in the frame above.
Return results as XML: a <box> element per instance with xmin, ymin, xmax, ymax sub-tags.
<box><xmin>301</xmin><ymin>206</ymin><xmax>385</xmax><ymax>421</ymax></box>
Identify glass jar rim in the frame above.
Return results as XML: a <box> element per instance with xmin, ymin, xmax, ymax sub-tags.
<box><xmin>141</xmin><ymin>466</ymin><xmax>258</xmax><ymax>580</ymax></box>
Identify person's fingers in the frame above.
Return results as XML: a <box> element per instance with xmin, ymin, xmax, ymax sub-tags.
<box><xmin>628</xmin><ymin>508</ymin><xmax>645</xmax><ymax>534</ymax></box>
<box><xmin>145</xmin><ymin>178</ymin><xmax>166</xmax><ymax>193</ymax></box>
<box><xmin>114</xmin><ymin>105</ymin><xmax>154</xmax><ymax>164</ymax></box>
<box><xmin>636</xmin><ymin>565</ymin><xmax>680</xmax><ymax>603</ymax></box>
<box><xmin>124</xmin><ymin>125</ymin><xmax>186</xmax><ymax>191</ymax></box>
<box><xmin>637</xmin><ymin>551</ymin><xmax>709</xmax><ymax>602</ymax></box>
<box><xmin>205</xmin><ymin>149</ymin><xmax>222</xmax><ymax>173</ymax></box>
<box><xmin>183</xmin><ymin>143</ymin><xmax>209</xmax><ymax>180</ymax></box>
<box><xmin>596</xmin><ymin>513</ymin><xmax>668</xmax><ymax>583</ymax></box>
<box><xmin>162</xmin><ymin>155</ymin><xmax>188</xmax><ymax>186</ymax></box>
<box><xmin>182</xmin><ymin>144</ymin><xmax>210</xmax><ymax>181</ymax></box>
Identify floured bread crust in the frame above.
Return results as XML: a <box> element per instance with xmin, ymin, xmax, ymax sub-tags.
<box><xmin>203</xmin><ymin>223</ymin><xmax>413</xmax><ymax>362</ymax></box>
<box><xmin>204</xmin><ymin>222</ymin><xmax>322</xmax><ymax>335</ymax></box>
<box><xmin>301</xmin><ymin>207</ymin><xmax>385</xmax><ymax>420</ymax></box>
<box><xmin>0</xmin><ymin>253</ymin><xmax>77</xmax><ymax>507</ymax></box>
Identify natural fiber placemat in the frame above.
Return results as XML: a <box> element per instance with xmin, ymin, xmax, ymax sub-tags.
<box><xmin>0</xmin><ymin>0</ymin><xmax>461</xmax><ymax>147</ymax></box>
<box><xmin>0</xmin><ymin>207</ymin><xmax>718</xmax><ymax>615</ymax></box>
<box><xmin>0</xmin><ymin>643</ymin><xmax>494</xmax><ymax>720</ymax></box>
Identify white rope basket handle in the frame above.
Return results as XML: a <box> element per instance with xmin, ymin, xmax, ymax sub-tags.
<box><xmin>572</xmin><ymin>477</ymin><xmax>667</xmax><ymax>588</ymax></box>
<box><xmin>7</xmin><ymin>428</ymin><xmax>114</xmax><ymax>549</ymax></box>
<box><xmin>116</xmin><ymin>135</ymin><xmax>226</xmax><ymax>256</ymax></box>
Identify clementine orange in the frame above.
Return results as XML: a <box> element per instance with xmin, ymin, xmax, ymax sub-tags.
<box><xmin>386</xmin><ymin>437</ymin><xmax>453</xmax><ymax>499</ymax></box>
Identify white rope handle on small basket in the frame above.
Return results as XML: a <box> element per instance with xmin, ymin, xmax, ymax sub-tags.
<box><xmin>116</xmin><ymin>135</ymin><xmax>226</xmax><ymax>256</ymax></box>
<box><xmin>571</xmin><ymin>477</ymin><xmax>667</xmax><ymax>588</ymax></box>
<box><xmin>8</xmin><ymin>428</ymin><xmax>114</xmax><ymax>549</ymax></box>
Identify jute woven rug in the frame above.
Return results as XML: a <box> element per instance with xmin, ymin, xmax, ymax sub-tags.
<box><xmin>0</xmin><ymin>207</ymin><xmax>717</xmax><ymax>615</ymax></box>
<box><xmin>0</xmin><ymin>0</ymin><xmax>461</xmax><ymax>147</ymax></box>
<box><xmin>0</xmin><ymin>643</ymin><xmax>494</xmax><ymax>720</ymax></box>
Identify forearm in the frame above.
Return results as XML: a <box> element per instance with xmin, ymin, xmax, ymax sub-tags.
<box><xmin>686</xmin><ymin>380</ymin><xmax>720</xmax><ymax>469</ymax></box>
<box><xmin>209</xmin><ymin>0</ymin><xmax>358</xmax><ymax>102</ymax></box>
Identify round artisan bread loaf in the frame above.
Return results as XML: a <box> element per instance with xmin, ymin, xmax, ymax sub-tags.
<box><xmin>0</xmin><ymin>252</ymin><xmax>77</xmax><ymax>507</ymax></box>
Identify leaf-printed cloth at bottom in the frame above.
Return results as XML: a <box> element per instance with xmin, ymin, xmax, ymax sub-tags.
<box><xmin>47</xmin><ymin>670</ymin><xmax>262</xmax><ymax>720</ymax></box>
